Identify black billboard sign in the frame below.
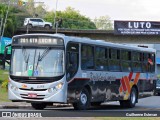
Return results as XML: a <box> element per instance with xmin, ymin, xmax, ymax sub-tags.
<box><xmin>114</xmin><ymin>21</ymin><xmax>160</xmax><ymax>35</ymax></box>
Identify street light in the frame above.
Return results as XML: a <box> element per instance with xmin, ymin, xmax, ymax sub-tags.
<box><xmin>54</xmin><ymin>0</ymin><xmax>58</xmax><ymax>33</ymax></box>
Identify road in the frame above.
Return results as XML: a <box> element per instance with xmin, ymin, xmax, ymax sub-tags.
<box><xmin>0</xmin><ymin>96</ymin><xmax>160</xmax><ymax>118</ymax></box>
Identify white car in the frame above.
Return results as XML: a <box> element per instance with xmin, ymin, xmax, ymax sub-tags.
<box><xmin>24</xmin><ymin>18</ymin><xmax>52</xmax><ymax>29</ymax></box>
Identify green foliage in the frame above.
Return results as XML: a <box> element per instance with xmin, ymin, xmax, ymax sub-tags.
<box><xmin>45</xmin><ymin>7</ymin><xmax>96</xmax><ymax>29</ymax></box>
<box><xmin>0</xmin><ymin>3</ymin><xmax>30</xmax><ymax>37</ymax></box>
<box><xmin>0</xmin><ymin>3</ymin><xmax>113</xmax><ymax>37</ymax></box>
<box><xmin>94</xmin><ymin>15</ymin><xmax>113</xmax><ymax>30</ymax></box>
<box><xmin>0</xmin><ymin>69</ymin><xmax>9</xmax><ymax>102</ymax></box>
<box><xmin>34</xmin><ymin>5</ymin><xmax>47</xmax><ymax>18</ymax></box>
<box><xmin>24</xmin><ymin>0</ymin><xmax>35</xmax><ymax>16</ymax></box>
<box><xmin>0</xmin><ymin>69</ymin><xmax>8</xmax><ymax>89</ymax></box>
<box><xmin>1</xmin><ymin>79</ymin><xmax>8</xmax><ymax>88</ymax></box>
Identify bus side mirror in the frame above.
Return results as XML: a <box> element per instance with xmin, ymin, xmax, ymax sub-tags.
<box><xmin>2</xmin><ymin>44</ymin><xmax>11</xmax><ymax>69</ymax></box>
<box><xmin>4</xmin><ymin>47</ymin><xmax>8</xmax><ymax>59</ymax></box>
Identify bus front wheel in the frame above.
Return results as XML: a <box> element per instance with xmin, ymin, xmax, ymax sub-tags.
<box><xmin>120</xmin><ymin>87</ymin><xmax>137</xmax><ymax>108</ymax></box>
<box><xmin>31</xmin><ymin>103</ymin><xmax>47</xmax><ymax>110</ymax></box>
<box><xmin>73</xmin><ymin>88</ymin><xmax>90</xmax><ymax>110</ymax></box>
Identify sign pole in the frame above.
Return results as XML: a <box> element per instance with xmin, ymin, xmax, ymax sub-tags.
<box><xmin>54</xmin><ymin>0</ymin><xmax>58</xmax><ymax>33</ymax></box>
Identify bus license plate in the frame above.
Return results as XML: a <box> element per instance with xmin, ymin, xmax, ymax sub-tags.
<box><xmin>28</xmin><ymin>93</ymin><xmax>37</xmax><ymax>98</ymax></box>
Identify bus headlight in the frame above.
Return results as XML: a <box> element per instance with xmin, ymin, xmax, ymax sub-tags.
<box><xmin>56</xmin><ymin>82</ymin><xmax>63</xmax><ymax>89</ymax></box>
<box><xmin>53</xmin><ymin>82</ymin><xmax>64</xmax><ymax>91</ymax></box>
<box><xmin>11</xmin><ymin>85</ymin><xmax>14</xmax><ymax>89</ymax></box>
<box><xmin>10</xmin><ymin>85</ymin><xmax>18</xmax><ymax>91</ymax></box>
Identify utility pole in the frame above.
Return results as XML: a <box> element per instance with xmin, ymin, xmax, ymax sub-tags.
<box><xmin>54</xmin><ymin>0</ymin><xmax>58</xmax><ymax>33</ymax></box>
<box><xmin>26</xmin><ymin>20</ymin><xmax>29</xmax><ymax>34</ymax></box>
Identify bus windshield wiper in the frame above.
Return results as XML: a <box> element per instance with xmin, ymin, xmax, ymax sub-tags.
<box><xmin>22</xmin><ymin>48</ymin><xmax>30</xmax><ymax>70</ymax></box>
<box><xmin>25</xmin><ymin>54</ymin><xmax>30</xmax><ymax>70</ymax></box>
<box><xmin>35</xmin><ymin>47</ymin><xmax>50</xmax><ymax>70</ymax></box>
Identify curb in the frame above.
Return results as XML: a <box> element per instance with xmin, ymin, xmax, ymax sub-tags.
<box><xmin>0</xmin><ymin>105</ymin><xmax>32</xmax><ymax>109</ymax></box>
<box><xmin>0</xmin><ymin>103</ymin><xmax>72</xmax><ymax>109</ymax></box>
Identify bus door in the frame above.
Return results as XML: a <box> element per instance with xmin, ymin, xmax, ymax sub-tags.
<box><xmin>66</xmin><ymin>42</ymin><xmax>79</xmax><ymax>81</ymax></box>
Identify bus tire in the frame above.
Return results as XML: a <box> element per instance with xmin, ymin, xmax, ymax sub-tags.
<box><xmin>31</xmin><ymin>103</ymin><xmax>47</xmax><ymax>110</ymax></box>
<box><xmin>73</xmin><ymin>88</ymin><xmax>90</xmax><ymax>110</ymax></box>
<box><xmin>120</xmin><ymin>87</ymin><xmax>137</xmax><ymax>108</ymax></box>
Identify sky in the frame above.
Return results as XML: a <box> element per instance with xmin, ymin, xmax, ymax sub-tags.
<box><xmin>35</xmin><ymin>0</ymin><xmax>160</xmax><ymax>21</ymax></box>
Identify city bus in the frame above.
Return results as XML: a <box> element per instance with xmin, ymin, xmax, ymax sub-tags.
<box><xmin>4</xmin><ymin>33</ymin><xmax>156</xmax><ymax>110</ymax></box>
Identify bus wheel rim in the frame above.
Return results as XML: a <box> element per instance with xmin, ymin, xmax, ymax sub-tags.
<box><xmin>80</xmin><ymin>93</ymin><xmax>87</xmax><ymax>105</ymax></box>
<box><xmin>131</xmin><ymin>90</ymin><xmax>136</xmax><ymax>104</ymax></box>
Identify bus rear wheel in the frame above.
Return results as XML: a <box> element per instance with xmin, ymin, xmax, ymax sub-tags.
<box><xmin>120</xmin><ymin>87</ymin><xmax>137</xmax><ymax>108</ymax></box>
<box><xmin>73</xmin><ymin>88</ymin><xmax>90</xmax><ymax>110</ymax></box>
<box><xmin>31</xmin><ymin>103</ymin><xmax>47</xmax><ymax>110</ymax></box>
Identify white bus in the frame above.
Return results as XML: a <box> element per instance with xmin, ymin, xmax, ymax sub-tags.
<box><xmin>4</xmin><ymin>33</ymin><xmax>156</xmax><ymax>110</ymax></box>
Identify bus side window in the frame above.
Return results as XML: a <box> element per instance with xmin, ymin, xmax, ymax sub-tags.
<box><xmin>108</xmin><ymin>48</ymin><xmax>120</xmax><ymax>71</ymax></box>
<box><xmin>81</xmin><ymin>45</ymin><xmax>94</xmax><ymax>70</ymax></box>
<box><xmin>95</xmin><ymin>47</ymin><xmax>108</xmax><ymax>70</ymax></box>
<box><xmin>121</xmin><ymin>50</ymin><xmax>131</xmax><ymax>72</ymax></box>
<box><xmin>147</xmin><ymin>53</ymin><xmax>155</xmax><ymax>73</ymax></box>
<box><xmin>142</xmin><ymin>53</ymin><xmax>148</xmax><ymax>72</ymax></box>
<box><xmin>132</xmin><ymin>52</ymin><xmax>142</xmax><ymax>72</ymax></box>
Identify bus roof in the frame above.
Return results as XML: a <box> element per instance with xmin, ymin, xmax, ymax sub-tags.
<box><xmin>13</xmin><ymin>33</ymin><xmax>156</xmax><ymax>53</ymax></box>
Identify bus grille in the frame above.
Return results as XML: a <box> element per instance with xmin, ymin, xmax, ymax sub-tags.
<box><xmin>12</xmin><ymin>79</ymin><xmax>53</xmax><ymax>84</ymax></box>
<box><xmin>19</xmin><ymin>88</ymin><xmax>47</xmax><ymax>91</ymax></box>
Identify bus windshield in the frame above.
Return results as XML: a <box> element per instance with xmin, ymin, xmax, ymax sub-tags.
<box><xmin>10</xmin><ymin>47</ymin><xmax>64</xmax><ymax>77</ymax></box>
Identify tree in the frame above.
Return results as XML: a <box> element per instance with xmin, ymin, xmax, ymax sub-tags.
<box><xmin>0</xmin><ymin>3</ymin><xmax>30</xmax><ymax>37</ymax></box>
<box><xmin>94</xmin><ymin>15</ymin><xmax>113</xmax><ymax>30</ymax></box>
<box><xmin>34</xmin><ymin>5</ymin><xmax>47</xmax><ymax>18</ymax></box>
<box><xmin>24</xmin><ymin>0</ymin><xmax>35</xmax><ymax>17</ymax></box>
<box><xmin>0</xmin><ymin>4</ymin><xmax>15</xmax><ymax>37</ymax></box>
<box><xmin>45</xmin><ymin>7</ymin><xmax>96</xmax><ymax>29</ymax></box>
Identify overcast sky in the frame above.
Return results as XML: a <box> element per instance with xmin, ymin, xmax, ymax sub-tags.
<box><xmin>37</xmin><ymin>0</ymin><xmax>160</xmax><ymax>21</ymax></box>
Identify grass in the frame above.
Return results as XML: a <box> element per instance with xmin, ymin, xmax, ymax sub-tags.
<box><xmin>0</xmin><ymin>87</ymin><xmax>10</xmax><ymax>102</ymax></box>
<box><xmin>0</xmin><ymin>69</ymin><xmax>10</xmax><ymax>102</ymax></box>
<box><xmin>0</xmin><ymin>69</ymin><xmax>9</xmax><ymax>84</ymax></box>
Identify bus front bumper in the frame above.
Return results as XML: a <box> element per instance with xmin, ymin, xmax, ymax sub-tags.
<box><xmin>8</xmin><ymin>79</ymin><xmax>67</xmax><ymax>103</ymax></box>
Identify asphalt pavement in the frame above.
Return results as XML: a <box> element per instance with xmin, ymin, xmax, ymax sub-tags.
<box><xmin>0</xmin><ymin>96</ymin><xmax>160</xmax><ymax>110</ymax></box>
<box><xmin>0</xmin><ymin>96</ymin><xmax>160</xmax><ymax>118</ymax></box>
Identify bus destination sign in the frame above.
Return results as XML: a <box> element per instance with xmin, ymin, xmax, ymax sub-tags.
<box><xmin>13</xmin><ymin>37</ymin><xmax>63</xmax><ymax>46</ymax></box>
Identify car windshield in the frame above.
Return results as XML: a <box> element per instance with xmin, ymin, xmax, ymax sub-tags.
<box><xmin>10</xmin><ymin>47</ymin><xmax>64</xmax><ymax>77</ymax></box>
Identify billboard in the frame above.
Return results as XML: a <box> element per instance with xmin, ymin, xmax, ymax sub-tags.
<box><xmin>0</xmin><ymin>37</ymin><xmax>12</xmax><ymax>54</ymax></box>
<box><xmin>114</xmin><ymin>21</ymin><xmax>160</xmax><ymax>35</ymax></box>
